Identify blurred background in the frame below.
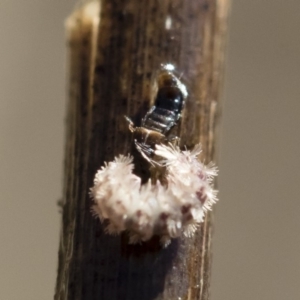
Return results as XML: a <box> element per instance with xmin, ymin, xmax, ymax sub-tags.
<box><xmin>0</xmin><ymin>0</ymin><xmax>299</xmax><ymax>299</ymax></box>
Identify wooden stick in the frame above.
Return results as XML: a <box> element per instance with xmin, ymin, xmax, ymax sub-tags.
<box><xmin>55</xmin><ymin>0</ymin><xmax>230</xmax><ymax>299</ymax></box>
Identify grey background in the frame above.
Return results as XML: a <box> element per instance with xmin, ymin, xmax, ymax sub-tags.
<box><xmin>0</xmin><ymin>1</ymin><xmax>299</xmax><ymax>299</ymax></box>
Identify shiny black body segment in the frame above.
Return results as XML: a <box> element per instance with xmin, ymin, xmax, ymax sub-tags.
<box><xmin>142</xmin><ymin>64</ymin><xmax>187</xmax><ymax>135</ymax></box>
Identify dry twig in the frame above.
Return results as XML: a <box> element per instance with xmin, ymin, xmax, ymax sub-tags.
<box><xmin>55</xmin><ymin>0</ymin><xmax>230</xmax><ymax>299</ymax></box>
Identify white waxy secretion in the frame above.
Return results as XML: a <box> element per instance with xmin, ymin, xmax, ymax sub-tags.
<box><xmin>90</xmin><ymin>143</ymin><xmax>218</xmax><ymax>246</ymax></box>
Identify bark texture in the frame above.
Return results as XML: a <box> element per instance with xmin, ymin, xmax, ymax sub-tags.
<box><xmin>55</xmin><ymin>0</ymin><xmax>230</xmax><ymax>299</ymax></box>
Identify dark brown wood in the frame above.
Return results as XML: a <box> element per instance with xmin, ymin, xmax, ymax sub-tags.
<box><xmin>55</xmin><ymin>0</ymin><xmax>230</xmax><ymax>299</ymax></box>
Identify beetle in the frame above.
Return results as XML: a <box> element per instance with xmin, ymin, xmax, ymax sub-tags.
<box><xmin>126</xmin><ymin>64</ymin><xmax>188</xmax><ymax>164</ymax></box>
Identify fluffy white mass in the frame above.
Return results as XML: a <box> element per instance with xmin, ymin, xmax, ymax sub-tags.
<box><xmin>90</xmin><ymin>143</ymin><xmax>218</xmax><ymax>246</ymax></box>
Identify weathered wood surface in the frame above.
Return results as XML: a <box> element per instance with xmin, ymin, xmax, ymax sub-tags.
<box><xmin>55</xmin><ymin>0</ymin><xmax>230</xmax><ymax>299</ymax></box>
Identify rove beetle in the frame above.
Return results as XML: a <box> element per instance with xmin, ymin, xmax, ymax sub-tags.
<box><xmin>125</xmin><ymin>64</ymin><xmax>188</xmax><ymax>164</ymax></box>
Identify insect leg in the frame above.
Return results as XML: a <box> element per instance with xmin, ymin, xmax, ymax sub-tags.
<box><xmin>134</xmin><ymin>141</ymin><xmax>163</xmax><ymax>167</ymax></box>
<box><xmin>124</xmin><ymin>115</ymin><xmax>135</xmax><ymax>132</ymax></box>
